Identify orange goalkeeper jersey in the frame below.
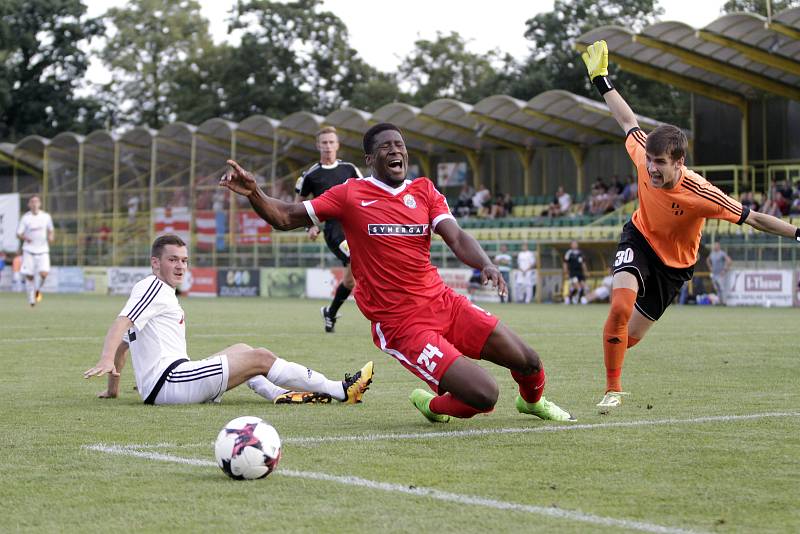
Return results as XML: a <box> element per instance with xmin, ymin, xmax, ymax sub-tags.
<box><xmin>626</xmin><ymin>128</ymin><xmax>748</xmax><ymax>268</ymax></box>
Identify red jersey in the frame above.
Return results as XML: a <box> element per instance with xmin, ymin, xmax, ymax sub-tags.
<box><xmin>305</xmin><ymin>176</ymin><xmax>455</xmax><ymax>322</ymax></box>
<box><xmin>626</xmin><ymin>128</ymin><xmax>748</xmax><ymax>268</ymax></box>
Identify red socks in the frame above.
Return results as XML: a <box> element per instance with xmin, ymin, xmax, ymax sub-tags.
<box><xmin>603</xmin><ymin>288</ymin><xmax>637</xmax><ymax>392</ymax></box>
<box><xmin>430</xmin><ymin>393</ymin><xmax>492</xmax><ymax>418</ymax></box>
<box><xmin>511</xmin><ymin>368</ymin><xmax>545</xmax><ymax>404</ymax></box>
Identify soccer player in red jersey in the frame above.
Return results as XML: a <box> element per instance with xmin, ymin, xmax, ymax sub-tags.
<box><xmin>580</xmin><ymin>40</ymin><xmax>800</xmax><ymax>409</ymax></box>
<box><xmin>221</xmin><ymin>123</ymin><xmax>575</xmax><ymax>423</ymax></box>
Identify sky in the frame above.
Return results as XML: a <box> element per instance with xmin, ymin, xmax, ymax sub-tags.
<box><xmin>83</xmin><ymin>0</ymin><xmax>731</xmax><ymax>84</ymax></box>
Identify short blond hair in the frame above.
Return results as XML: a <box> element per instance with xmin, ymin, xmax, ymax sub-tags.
<box><xmin>316</xmin><ymin>126</ymin><xmax>338</xmax><ymax>140</ymax></box>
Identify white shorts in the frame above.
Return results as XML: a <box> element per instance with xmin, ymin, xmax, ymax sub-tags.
<box><xmin>151</xmin><ymin>355</ymin><xmax>230</xmax><ymax>405</ymax></box>
<box><xmin>21</xmin><ymin>252</ymin><xmax>50</xmax><ymax>276</ymax></box>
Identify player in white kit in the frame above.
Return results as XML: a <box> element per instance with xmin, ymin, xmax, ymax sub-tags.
<box><xmin>16</xmin><ymin>195</ymin><xmax>54</xmax><ymax>307</ymax></box>
<box><xmin>84</xmin><ymin>234</ymin><xmax>373</xmax><ymax>405</ymax></box>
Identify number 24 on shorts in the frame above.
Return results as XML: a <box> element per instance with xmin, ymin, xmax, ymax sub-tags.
<box><xmin>614</xmin><ymin>247</ymin><xmax>634</xmax><ymax>267</ymax></box>
<box><xmin>417</xmin><ymin>343</ymin><xmax>444</xmax><ymax>372</ymax></box>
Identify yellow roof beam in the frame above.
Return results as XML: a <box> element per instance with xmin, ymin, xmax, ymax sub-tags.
<box><xmin>633</xmin><ymin>34</ymin><xmax>800</xmax><ymax>100</ymax></box>
<box><xmin>767</xmin><ymin>20</ymin><xmax>800</xmax><ymax>40</ymax></box>
<box><xmin>0</xmin><ymin>151</ymin><xmax>41</xmax><ymax>176</ymax></box>
<box><xmin>521</xmin><ymin>107</ymin><xmax>619</xmax><ymax>142</ymax></box>
<box><xmin>469</xmin><ymin>110</ymin><xmax>578</xmax><ymax>147</ymax></box>
<box><xmin>696</xmin><ymin>29</ymin><xmax>800</xmax><ymax>77</ymax></box>
<box><xmin>575</xmin><ymin>43</ymin><xmax>747</xmax><ymax>111</ymax></box>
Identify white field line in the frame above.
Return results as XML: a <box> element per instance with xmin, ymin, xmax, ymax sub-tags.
<box><xmin>88</xmin><ymin>411</ymin><xmax>800</xmax><ymax>451</ymax></box>
<box><xmin>284</xmin><ymin>411</ymin><xmax>800</xmax><ymax>444</ymax></box>
<box><xmin>84</xmin><ymin>443</ymin><xmax>700</xmax><ymax>534</ymax></box>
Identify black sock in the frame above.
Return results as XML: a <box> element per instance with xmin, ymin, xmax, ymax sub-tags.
<box><xmin>329</xmin><ymin>283</ymin><xmax>352</xmax><ymax>316</ymax></box>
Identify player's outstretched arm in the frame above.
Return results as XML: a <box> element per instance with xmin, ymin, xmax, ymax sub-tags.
<box><xmin>220</xmin><ymin>160</ymin><xmax>311</xmax><ymax>231</ymax></box>
<box><xmin>98</xmin><ymin>341</ymin><xmax>129</xmax><ymax>399</ymax></box>
<box><xmin>436</xmin><ymin>219</ymin><xmax>507</xmax><ymax>297</ymax></box>
<box><xmin>580</xmin><ymin>40</ymin><xmax>638</xmax><ymax>134</ymax></box>
<box><xmin>84</xmin><ymin>316</ymin><xmax>133</xmax><ymax>379</ymax></box>
<box><xmin>743</xmin><ymin>210</ymin><xmax>800</xmax><ymax>241</ymax></box>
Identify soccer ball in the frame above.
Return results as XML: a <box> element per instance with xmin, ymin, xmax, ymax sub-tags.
<box><xmin>214</xmin><ymin>416</ymin><xmax>282</xmax><ymax>480</ymax></box>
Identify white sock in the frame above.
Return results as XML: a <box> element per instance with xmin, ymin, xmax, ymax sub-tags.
<box><xmin>26</xmin><ymin>279</ymin><xmax>35</xmax><ymax>304</ymax></box>
<box><xmin>247</xmin><ymin>375</ymin><xmax>288</xmax><ymax>401</ymax></box>
<box><xmin>266</xmin><ymin>358</ymin><xmax>345</xmax><ymax>401</ymax></box>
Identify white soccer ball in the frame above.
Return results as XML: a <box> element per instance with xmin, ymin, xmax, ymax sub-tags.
<box><xmin>214</xmin><ymin>416</ymin><xmax>282</xmax><ymax>480</ymax></box>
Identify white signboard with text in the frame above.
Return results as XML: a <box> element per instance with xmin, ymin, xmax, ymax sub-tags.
<box><xmin>725</xmin><ymin>270</ymin><xmax>793</xmax><ymax>307</ymax></box>
<box><xmin>0</xmin><ymin>193</ymin><xmax>20</xmax><ymax>252</ymax></box>
<box><xmin>108</xmin><ymin>267</ymin><xmax>152</xmax><ymax>296</ymax></box>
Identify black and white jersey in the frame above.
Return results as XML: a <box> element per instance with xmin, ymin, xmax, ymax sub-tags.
<box><xmin>295</xmin><ymin>160</ymin><xmax>363</xmax><ymax>199</ymax></box>
<box><xmin>120</xmin><ymin>275</ymin><xmax>188</xmax><ymax>399</ymax></box>
<box><xmin>563</xmin><ymin>249</ymin><xmax>585</xmax><ymax>277</ymax></box>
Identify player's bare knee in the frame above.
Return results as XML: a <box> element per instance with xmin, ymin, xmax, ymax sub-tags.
<box><xmin>518</xmin><ymin>346</ymin><xmax>542</xmax><ymax>375</ymax></box>
<box><xmin>253</xmin><ymin>347</ymin><xmax>277</xmax><ymax>369</ymax></box>
<box><xmin>471</xmin><ymin>382</ymin><xmax>499</xmax><ymax>410</ymax></box>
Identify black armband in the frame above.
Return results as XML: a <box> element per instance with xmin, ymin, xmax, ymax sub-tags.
<box><xmin>795</xmin><ymin>228</ymin><xmax>799</xmax><ymax>242</ymax></box>
<box><xmin>592</xmin><ymin>76</ymin><xmax>615</xmax><ymax>95</ymax></box>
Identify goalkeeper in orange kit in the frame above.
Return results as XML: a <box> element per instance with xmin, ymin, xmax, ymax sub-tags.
<box><xmin>580</xmin><ymin>40</ymin><xmax>800</xmax><ymax>409</ymax></box>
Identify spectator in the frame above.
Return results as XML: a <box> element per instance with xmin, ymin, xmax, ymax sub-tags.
<box><xmin>494</xmin><ymin>244</ymin><xmax>513</xmax><ymax>304</ymax></box>
<box><xmin>762</xmin><ymin>190</ymin><xmax>789</xmax><ymax>217</ymax></box>
<box><xmin>514</xmin><ymin>242</ymin><xmax>536</xmax><ymax>304</ymax></box>
<box><xmin>472</xmin><ymin>184</ymin><xmax>491</xmax><ymax>218</ymax></box>
<box><xmin>454</xmin><ymin>184</ymin><xmax>474</xmax><ymax>217</ymax></box>
<box><xmin>740</xmin><ymin>191</ymin><xmax>759</xmax><ymax>212</ymax></box>
<box><xmin>490</xmin><ymin>193</ymin><xmax>510</xmax><ymax>219</ymax></box>
<box><xmin>548</xmin><ymin>186</ymin><xmax>572</xmax><ymax>217</ymax></box>
<box><xmin>706</xmin><ymin>242</ymin><xmax>732</xmax><ymax>305</ymax></box>
<box><xmin>621</xmin><ymin>175</ymin><xmax>638</xmax><ymax>203</ymax></box>
<box><xmin>502</xmin><ymin>193</ymin><xmax>514</xmax><ymax>216</ymax></box>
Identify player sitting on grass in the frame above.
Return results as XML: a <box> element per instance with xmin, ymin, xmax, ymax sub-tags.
<box><xmin>221</xmin><ymin>124</ymin><xmax>575</xmax><ymax>423</ymax></box>
<box><xmin>84</xmin><ymin>234</ymin><xmax>373</xmax><ymax>406</ymax></box>
<box><xmin>580</xmin><ymin>40</ymin><xmax>800</xmax><ymax>409</ymax></box>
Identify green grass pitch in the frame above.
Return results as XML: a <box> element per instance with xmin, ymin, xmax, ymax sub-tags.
<box><xmin>2</xmin><ymin>293</ymin><xmax>798</xmax><ymax>533</ymax></box>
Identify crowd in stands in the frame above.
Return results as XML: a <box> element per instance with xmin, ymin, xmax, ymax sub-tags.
<box><xmin>453</xmin><ymin>175</ymin><xmax>637</xmax><ymax>222</ymax></box>
<box><xmin>453</xmin><ymin>184</ymin><xmax>513</xmax><ymax>219</ymax></box>
<box><xmin>573</xmin><ymin>176</ymin><xmax>636</xmax><ymax>217</ymax></box>
<box><xmin>756</xmin><ymin>180</ymin><xmax>800</xmax><ymax>217</ymax></box>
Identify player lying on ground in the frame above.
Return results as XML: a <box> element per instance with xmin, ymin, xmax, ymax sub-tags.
<box><xmin>580</xmin><ymin>40</ymin><xmax>800</xmax><ymax>409</ymax></box>
<box><xmin>83</xmin><ymin>234</ymin><xmax>373</xmax><ymax>405</ymax></box>
<box><xmin>221</xmin><ymin>123</ymin><xmax>575</xmax><ymax>423</ymax></box>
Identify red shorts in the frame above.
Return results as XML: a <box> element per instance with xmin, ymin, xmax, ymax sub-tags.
<box><xmin>371</xmin><ymin>289</ymin><xmax>499</xmax><ymax>393</ymax></box>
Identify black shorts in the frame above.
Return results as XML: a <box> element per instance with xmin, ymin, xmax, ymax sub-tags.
<box><xmin>568</xmin><ymin>273</ymin><xmax>586</xmax><ymax>283</ymax></box>
<box><xmin>323</xmin><ymin>220</ymin><xmax>350</xmax><ymax>266</ymax></box>
<box><xmin>612</xmin><ymin>221</ymin><xmax>693</xmax><ymax>321</ymax></box>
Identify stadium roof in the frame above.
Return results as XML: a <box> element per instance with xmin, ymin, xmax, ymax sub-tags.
<box><xmin>576</xmin><ymin>6</ymin><xmax>800</xmax><ymax>109</ymax></box>
<box><xmin>2</xmin><ymin>89</ymin><xmax>670</xmax><ymax>188</ymax></box>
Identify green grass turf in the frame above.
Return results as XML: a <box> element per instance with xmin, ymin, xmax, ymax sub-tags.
<box><xmin>1</xmin><ymin>293</ymin><xmax>798</xmax><ymax>533</ymax></box>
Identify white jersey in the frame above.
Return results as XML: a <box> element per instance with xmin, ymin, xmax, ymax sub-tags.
<box><xmin>120</xmin><ymin>275</ymin><xmax>188</xmax><ymax>400</ymax></box>
<box><xmin>17</xmin><ymin>211</ymin><xmax>53</xmax><ymax>254</ymax></box>
<box><xmin>517</xmin><ymin>250</ymin><xmax>536</xmax><ymax>272</ymax></box>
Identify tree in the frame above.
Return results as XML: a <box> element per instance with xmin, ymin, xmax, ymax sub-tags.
<box><xmin>0</xmin><ymin>0</ymin><xmax>103</xmax><ymax>141</ymax></box>
<box><xmin>100</xmin><ymin>0</ymin><xmax>212</xmax><ymax>128</ymax></box>
<box><xmin>514</xmin><ymin>0</ymin><xmax>691</xmax><ymax>127</ymax></box>
<box><xmin>221</xmin><ymin>0</ymin><xmax>374</xmax><ymax>118</ymax></box>
<box><xmin>346</xmin><ymin>71</ymin><xmax>405</xmax><ymax>112</ymax></box>
<box><xmin>397</xmin><ymin>32</ymin><xmax>514</xmax><ymax>106</ymax></box>
<box><xmin>722</xmin><ymin>0</ymin><xmax>800</xmax><ymax>16</ymax></box>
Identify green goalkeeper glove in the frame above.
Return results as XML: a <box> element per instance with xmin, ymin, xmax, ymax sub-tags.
<box><xmin>581</xmin><ymin>40</ymin><xmax>614</xmax><ymax>95</ymax></box>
